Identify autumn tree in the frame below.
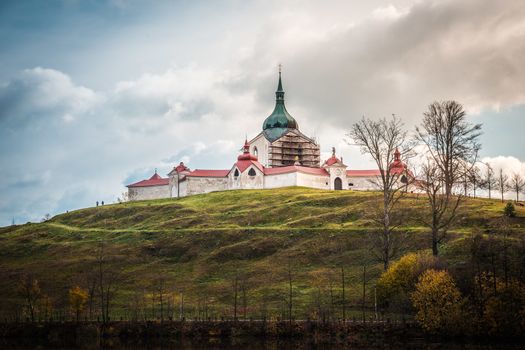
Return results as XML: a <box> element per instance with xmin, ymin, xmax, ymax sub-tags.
<box><xmin>416</xmin><ymin>101</ymin><xmax>482</xmax><ymax>196</ymax></box>
<box><xmin>69</xmin><ymin>286</ymin><xmax>88</xmax><ymax>322</ymax></box>
<box><xmin>418</xmin><ymin>161</ymin><xmax>462</xmax><ymax>256</ymax></box>
<box><xmin>347</xmin><ymin>115</ymin><xmax>410</xmax><ymax>270</ymax></box>
<box><xmin>510</xmin><ymin>172</ymin><xmax>525</xmax><ymax>202</ymax></box>
<box><xmin>377</xmin><ymin>252</ymin><xmax>441</xmax><ymax>313</ymax></box>
<box><xmin>411</xmin><ymin>269</ymin><xmax>463</xmax><ymax>334</ymax></box>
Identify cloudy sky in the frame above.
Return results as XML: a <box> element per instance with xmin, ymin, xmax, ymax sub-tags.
<box><xmin>1</xmin><ymin>0</ymin><xmax>525</xmax><ymax>225</ymax></box>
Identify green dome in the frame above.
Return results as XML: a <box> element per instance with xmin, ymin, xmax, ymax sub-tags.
<box><xmin>262</xmin><ymin>72</ymin><xmax>298</xmax><ymax>141</ymax></box>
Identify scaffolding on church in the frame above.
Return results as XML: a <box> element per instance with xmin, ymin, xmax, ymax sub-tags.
<box><xmin>268</xmin><ymin>133</ymin><xmax>320</xmax><ymax>167</ymax></box>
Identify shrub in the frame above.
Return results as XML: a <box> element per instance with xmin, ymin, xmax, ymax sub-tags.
<box><xmin>411</xmin><ymin>269</ymin><xmax>463</xmax><ymax>334</ymax></box>
<box><xmin>377</xmin><ymin>252</ymin><xmax>441</xmax><ymax>313</ymax></box>
<box><xmin>503</xmin><ymin>202</ymin><xmax>516</xmax><ymax>217</ymax></box>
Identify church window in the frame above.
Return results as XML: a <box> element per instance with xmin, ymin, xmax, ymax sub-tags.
<box><xmin>253</xmin><ymin>146</ymin><xmax>258</xmax><ymax>157</ymax></box>
<box><xmin>248</xmin><ymin>168</ymin><xmax>256</xmax><ymax>176</ymax></box>
<box><xmin>401</xmin><ymin>175</ymin><xmax>408</xmax><ymax>184</ymax></box>
<box><xmin>234</xmin><ymin>169</ymin><xmax>240</xmax><ymax>178</ymax></box>
<box><xmin>348</xmin><ymin>183</ymin><xmax>354</xmax><ymax>187</ymax></box>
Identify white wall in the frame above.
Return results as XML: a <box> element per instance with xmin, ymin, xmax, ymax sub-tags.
<box><xmin>249</xmin><ymin>134</ymin><xmax>270</xmax><ymax>167</ymax></box>
<box><xmin>228</xmin><ymin>165</ymin><xmax>265</xmax><ymax>190</ymax></box>
<box><xmin>297</xmin><ymin>172</ymin><xmax>330</xmax><ymax>190</ymax></box>
<box><xmin>347</xmin><ymin>176</ymin><xmax>377</xmax><ymax>190</ymax></box>
<box><xmin>186</xmin><ymin>177</ymin><xmax>228</xmax><ymax>196</ymax></box>
<box><xmin>128</xmin><ymin>185</ymin><xmax>171</xmax><ymax>201</ymax></box>
<box><xmin>264</xmin><ymin>172</ymin><xmax>297</xmax><ymax>188</ymax></box>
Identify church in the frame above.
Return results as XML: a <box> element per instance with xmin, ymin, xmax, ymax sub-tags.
<box><xmin>126</xmin><ymin>72</ymin><xmax>410</xmax><ymax>201</ymax></box>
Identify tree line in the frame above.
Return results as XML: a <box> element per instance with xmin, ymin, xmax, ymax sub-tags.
<box><xmin>348</xmin><ymin>100</ymin><xmax>525</xmax><ymax>267</ymax></box>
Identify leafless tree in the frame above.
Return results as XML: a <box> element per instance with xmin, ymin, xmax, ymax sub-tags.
<box><xmin>497</xmin><ymin>169</ymin><xmax>509</xmax><ymax>202</ymax></box>
<box><xmin>347</xmin><ymin>115</ymin><xmax>410</xmax><ymax>270</ymax></box>
<box><xmin>482</xmin><ymin>163</ymin><xmax>497</xmax><ymax>200</ymax></box>
<box><xmin>416</xmin><ymin>101</ymin><xmax>482</xmax><ymax>196</ymax></box>
<box><xmin>95</xmin><ymin>243</ymin><xmax>121</xmax><ymax>323</ymax></box>
<box><xmin>510</xmin><ymin>172</ymin><xmax>525</xmax><ymax>202</ymax></box>
<box><xmin>287</xmin><ymin>260</ymin><xmax>293</xmax><ymax>324</ymax></box>
<box><xmin>418</xmin><ymin>161</ymin><xmax>462</xmax><ymax>256</ymax></box>
<box><xmin>467</xmin><ymin>165</ymin><xmax>483</xmax><ymax>198</ymax></box>
<box><xmin>153</xmin><ymin>277</ymin><xmax>167</xmax><ymax>321</ymax></box>
<box><xmin>18</xmin><ymin>275</ymin><xmax>41</xmax><ymax>322</ymax></box>
<box><xmin>340</xmin><ymin>266</ymin><xmax>346</xmax><ymax>322</ymax></box>
<box><xmin>232</xmin><ymin>271</ymin><xmax>239</xmax><ymax>321</ymax></box>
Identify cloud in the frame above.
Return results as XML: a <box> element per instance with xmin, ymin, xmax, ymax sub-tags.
<box><xmin>482</xmin><ymin>156</ymin><xmax>525</xmax><ymax>178</ymax></box>
<box><xmin>2</xmin><ymin>0</ymin><xmax>525</xmax><ymax>225</ymax></box>
<box><xmin>237</xmin><ymin>0</ymin><xmax>525</xmax><ymax>128</ymax></box>
<box><xmin>0</xmin><ymin>67</ymin><xmax>99</xmax><ymax>126</ymax></box>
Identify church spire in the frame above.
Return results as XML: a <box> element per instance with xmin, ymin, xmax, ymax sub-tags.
<box><xmin>276</xmin><ymin>64</ymin><xmax>284</xmax><ymax>102</ymax></box>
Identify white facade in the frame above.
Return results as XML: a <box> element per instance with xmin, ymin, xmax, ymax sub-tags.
<box><xmin>126</xmin><ymin>74</ymin><xmax>411</xmax><ymax>201</ymax></box>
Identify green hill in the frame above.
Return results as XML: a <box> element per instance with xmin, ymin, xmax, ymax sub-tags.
<box><xmin>1</xmin><ymin>187</ymin><xmax>523</xmax><ymax>320</ymax></box>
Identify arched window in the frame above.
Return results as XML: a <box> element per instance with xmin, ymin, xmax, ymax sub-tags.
<box><xmin>248</xmin><ymin>168</ymin><xmax>256</xmax><ymax>176</ymax></box>
<box><xmin>234</xmin><ymin>169</ymin><xmax>240</xmax><ymax>177</ymax></box>
<box><xmin>253</xmin><ymin>146</ymin><xmax>258</xmax><ymax>157</ymax></box>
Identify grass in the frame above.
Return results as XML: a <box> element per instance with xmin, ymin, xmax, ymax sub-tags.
<box><xmin>0</xmin><ymin>187</ymin><xmax>524</xmax><ymax>320</ymax></box>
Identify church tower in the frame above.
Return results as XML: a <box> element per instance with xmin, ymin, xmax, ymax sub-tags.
<box><xmin>248</xmin><ymin>69</ymin><xmax>321</xmax><ymax>168</ymax></box>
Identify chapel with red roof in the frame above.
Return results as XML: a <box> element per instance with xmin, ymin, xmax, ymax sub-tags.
<box><xmin>127</xmin><ymin>71</ymin><xmax>411</xmax><ymax>201</ymax></box>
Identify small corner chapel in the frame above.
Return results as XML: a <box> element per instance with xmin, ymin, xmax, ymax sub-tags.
<box><xmin>127</xmin><ymin>71</ymin><xmax>410</xmax><ymax>201</ymax></box>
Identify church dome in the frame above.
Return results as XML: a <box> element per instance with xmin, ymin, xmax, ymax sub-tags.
<box><xmin>262</xmin><ymin>71</ymin><xmax>298</xmax><ymax>141</ymax></box>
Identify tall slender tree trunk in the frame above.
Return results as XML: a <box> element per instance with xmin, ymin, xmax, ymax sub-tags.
<box><xmin>341</xmin><ymin>267</ymin><xmax>346</xmax><ymax>322</ymax></box>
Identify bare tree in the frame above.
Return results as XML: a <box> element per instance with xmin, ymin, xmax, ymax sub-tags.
<box><xmin>95</xmin><ymin>243</ymin><xmax>121</xmax><ymax>323</ymax></box>
<box><xmin>287</xmin><ymin>260</ymin><xmax>293</xmax><ymax>325</ymax></box>
<box><xmin>18</xmin><ymin>275</ymin><xmax>41</xmax><ymax>322</ymax></box>
<box><xmin>347</xmin><ymin>115</ymin><xmax>410</xmax><ymax>270</ymax></box>
<box><xmin>418</xmin><ymin>161</ymin><xmax>462</xmax><ymax>256</ymax></box>
<box><xmin>467</xmin><ymin>165</ymin><xmax>483</xmax><ymax>198</ymax></box>
<box><xmin>497</xmin><ymin>169</ymin><xmax>509</xmax><ymax>203</ymax></box>
<box><xmin>232</xmin><ymin>271</ymin><xmax>238</xmax><ymax>321</ymax></box>
<box><xmin>510</xmin><ymin>172</ymin><xmax>525</xmax><ymax>202</ymax></box>
<box><xmin>153</xmin><ymin>277</ymin><xmax>167</xmax><ymax>321</ymax></box>
<box><xmin>483</xmin><ymin>163</ymin><xmax>497</xmax><ymax>200</ymax></box>
<box><xmin>416</xmin><ymin>101</ymin><xmax>482</xmax><ymax>196</ymax></box>
<box><xmin>340</xmin><ymin>266</ymin><xmax>346</xmax><ymax>322</ymax></box>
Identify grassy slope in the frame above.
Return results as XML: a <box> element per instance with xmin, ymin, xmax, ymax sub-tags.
<box><xmin>1</xmin><ymin>187</ymin><xmax>524</xmax><ymax>319</ymax></box>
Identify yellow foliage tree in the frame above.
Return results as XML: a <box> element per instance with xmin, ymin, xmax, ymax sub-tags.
<box><xmin>69</xmin><ymin>286</ymin><xmax>88</xmax><ymax>322</ymax></box>
<box><xmin>411</xmin><ymin>269</ymin><xmax>463</xmax><ymax>334</ymax></box>
<box><xmin>377</xmin><ymin>252</ymin><xmax>440</xmax><ymax>312</ymax></box>
<box><xmin>475</xmin><ymin>274</ymin><xmax>525</xmax><ymax>336</ymax></box>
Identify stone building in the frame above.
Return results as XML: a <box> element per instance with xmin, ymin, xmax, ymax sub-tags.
<box><xmin>126</xmin><ymin>72</ymin><xmax>411</xmax><ymax>201</ymax></box>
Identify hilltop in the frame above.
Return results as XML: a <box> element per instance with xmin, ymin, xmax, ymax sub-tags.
<box><xmin>1</xmin><ymin>187</ymin><xmax>523</xmax><ymax>320</ymax></box>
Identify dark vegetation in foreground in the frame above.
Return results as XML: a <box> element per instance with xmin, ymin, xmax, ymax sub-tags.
<box><xmin>1</xmin><ymin>187</ymin><xmax>524</xmax><ymax>339</ymax></box>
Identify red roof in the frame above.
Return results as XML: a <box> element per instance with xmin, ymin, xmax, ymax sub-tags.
<box><xmin>235</xmin><ymin>159</ymin><xmax>264</xmax><ymax>173</ymax></box>
<box><xmin>347</xmin><ymin>169</ymin><xmax>382</xmax><ymax>177</ymax></box>
<box><xmin>188</xmin><ymin>169</ymin><xmax>230</xmax><ymax>177</ymax></box>
<box><xmin>265</xmin><ymin>165</ymin><xmax>328</xmax><ymax>176</ymax></box>
<box><xmin>323</xmin><ymin>155</ymin><xmax>341</xmax><ymax>166</ymax></box>
<box><xmin>127</xmin><ymin>172</ymin><xmax>169</xmax><ymax>188</ymax></box>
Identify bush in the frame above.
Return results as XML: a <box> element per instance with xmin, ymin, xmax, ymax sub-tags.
<box><xmin>411</xmin><ymin>269</ymin><xmax>463</xmax><ymax>334</ymax></box>
<box><xmin>503</xmin><ymin>202</ymin><xmax>516</xmax><ymax>217</ymax></box>
<box><xmin>377</xmin><ymin>252</ymin><xmax>441</xmax><ymax>313</ymax></box>
<box><xmin>475</xmin><ymin>274</ymin><xmax>525</xmax><ymax>337</ymax></box>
